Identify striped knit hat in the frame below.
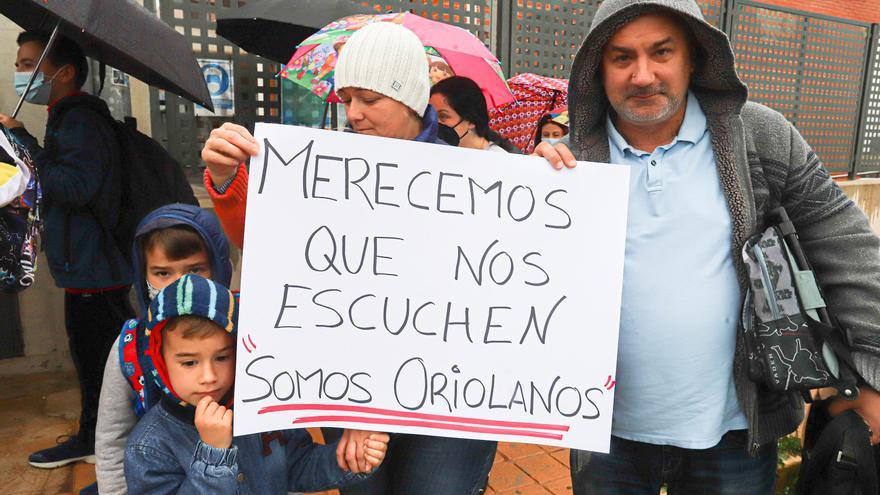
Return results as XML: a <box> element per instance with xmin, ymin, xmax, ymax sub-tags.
<box><xmin>144</xmin><ymin>275</ymin><xmax>238</xmax><ymax>408</ymax></box>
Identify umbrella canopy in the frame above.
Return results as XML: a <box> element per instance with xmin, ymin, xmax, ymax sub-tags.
<box><xmin>1</xmin><ymin>0</ymin><xmax>212</xmax><ymax>111</ymax></box>
<box><xmin>282</xmin><ymin>12</ymin><xmax>513</xmax><ymax>109</ymax></box>
<box><xmin>489</xmin><ymin>73</ymin><xmax>569</xmax><ymax>153</ymax></box>
<box><xmin>216</xmin><ymin>0</ymin><xmax>375</xmax><ymax>64</ymax></box>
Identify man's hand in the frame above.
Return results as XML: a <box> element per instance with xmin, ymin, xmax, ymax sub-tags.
<box><xmin>201</xmin><ymin>122</ymin><xmax>259</xmax><ymax>186</ymax></box>
<box><xmin>0</xmin><ymin>113</ymin><xmax>23</xmax><ymax>130</ymax></box>
<box><xmin>828</xmin><ymin>386</ymin><xmax>880</xmax><ymax>444</ymax></box>
<box><xmin>194</xmin><ymin>396</ymin><xmax>234</xmax><ymax>449</ymax></box>
<box><xmin>531</xmin><ymin>141</ymin><xmax>577</xmax><ymax>170</ymax></box>
<box><xmin>336</xmin><ymin>429</ymin><xmax>390</xmax><ymax>473</ymax></box>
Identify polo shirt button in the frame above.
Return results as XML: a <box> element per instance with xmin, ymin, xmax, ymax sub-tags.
<box><xmin>650</xmin><ymin>160</ymin><xmax>657</xmax><ymax>166</ymax></box>
<box><xmin>237</xmin><ymin>473</ymin><xmax>246</xmax><ymax>482</ymax></box>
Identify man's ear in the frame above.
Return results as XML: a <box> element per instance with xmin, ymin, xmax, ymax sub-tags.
<box><xmin>54</xmin><ymin>64</ymin><xmax>76</xmax><ymax>85</ymax></box>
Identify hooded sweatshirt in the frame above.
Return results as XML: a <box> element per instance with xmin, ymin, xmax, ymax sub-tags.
<box><xmin>567</xmin><ymin>0</ymin><xmax>880</xmax><ymax>453</ymax></box>
<box><xmin>124</xmin><ymin>275</ymin><xmax>364</xmax><ymax>495</ymax></box>
<box><xmin>95</xmin><ymin>203</ymin><xmax>233</xmax><ymax>495</ymax></box>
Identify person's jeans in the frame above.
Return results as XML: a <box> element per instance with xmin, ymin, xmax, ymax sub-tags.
<box><xmin>324</xmin><ymin>428</ymin><xmax>497</xmax><ymax>495</ymax></box>
<box><xmin>65</xmin><ymin>287</ymin><xmax>134</xmax><ymax>448</ymax></box>
<box><xmin>570</xmin><ymin>430</ymin><xmax>777</xmax><ymax>495</ymax></box>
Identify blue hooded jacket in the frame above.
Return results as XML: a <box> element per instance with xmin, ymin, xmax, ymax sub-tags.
<box><xmin>124</xmin><ymin>275</ymin><xmax>366</xmax><ymax>495</ymax></box>
<box><xmin>119</xmin><ymin>203</ymin><xmax>233</xmax><ymax>416</ymax></box>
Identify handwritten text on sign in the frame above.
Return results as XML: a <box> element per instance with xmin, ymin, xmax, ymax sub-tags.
<box><xmin>234</xmin><ymin>124</ymin><xmax>630</xmax><ymax>452</ymax></box>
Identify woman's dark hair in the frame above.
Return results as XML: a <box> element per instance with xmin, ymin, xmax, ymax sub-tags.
<box><xmin>430</xmin><ymin>76</ymin><xmax>520</xmax><ymax>153</ymax></box>
<box><xmin>533</xmin><ymin>114</ymin><xmax>568</xmax><ymax>147</ymax></box>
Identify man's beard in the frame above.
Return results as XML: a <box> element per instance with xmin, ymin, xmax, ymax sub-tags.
<box><xmin>613</xmin><ymin>85</ymin><xmax>683</xmax><ymax>124</ymax></box>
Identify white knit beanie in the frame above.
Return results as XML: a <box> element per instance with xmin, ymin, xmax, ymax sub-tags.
<box><xmin>335</xmin><ymin>22</ymin><xmax>430</xmax><ymax>117</ymax></box>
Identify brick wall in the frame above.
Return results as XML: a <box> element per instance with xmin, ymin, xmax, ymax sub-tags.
<box><xmin>755</xmin><ymin>0</ymin><xmax>880</xmax><ymax>24</ymax></box>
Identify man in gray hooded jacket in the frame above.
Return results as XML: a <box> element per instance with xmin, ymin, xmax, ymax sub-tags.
<box><xmin>535</xmin><ymin>0</ymin><xmax>880</xmax><ymax>493</ymax></box>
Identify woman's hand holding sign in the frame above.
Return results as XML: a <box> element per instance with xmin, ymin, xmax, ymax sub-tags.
<box><xmin>202</xmin><ymin>122</ymin><xmax>260</xmax><ymax>186</ymax></box>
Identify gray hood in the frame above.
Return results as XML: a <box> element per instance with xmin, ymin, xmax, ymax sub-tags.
<box><xmin>568</xmin><ymin>0</ymin><xmax>748</xmax><ymax>150</ymax></box>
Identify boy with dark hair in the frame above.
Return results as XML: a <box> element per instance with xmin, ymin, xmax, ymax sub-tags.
<box><xmin>124</xmin><ymin>275</ymin><xmax>388</xmax><ymax>494</ymax></box>
<box><xmin>13</xmin><ymin>32</ymin><xmax>90</xmax><ymax>90</ymax></box>
<box><xmin>96</xmin><ymin>204</ymin><xmax>232</xmax><ymax>495</ymax></box>
<box><xmin>96</xmin><ymin>204</ymin><xmax>382</xmax><ymax>495</ymax></box>
<box><xmin>0</xmin><ymin>32</ymin><xmax>135</xmax><ymax>472</ymax></box>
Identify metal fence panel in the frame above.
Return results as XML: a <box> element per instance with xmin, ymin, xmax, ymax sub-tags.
<box><xmin>146</xmin><ymin>0</ymin><xmax>282</xmax><ymax>179</ymax></box>
<box><xmin>503</xmin><ymin>0</ymin><xmax>595</xmax><ymax>79</ymax></box>
<box><xmin>856</xmin><ymin>24</ymin><xmax>880</xmax><ymax>176</ymax></box>
<box><xmin>728</xmin><ymin>1</ymin><xmax>870</xmax><ymax>176</ymax></box>
<box><xmin>498</xmin><ymin>0</ymin><xmax>724</xmax><ymax>79</ymax></box>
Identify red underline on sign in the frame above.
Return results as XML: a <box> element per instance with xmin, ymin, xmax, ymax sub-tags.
<box><xmin>291</xmin><ymin>415</ymin><xmax>566</xmax><ymax>441</ymax></box>
<box><xmin>258</xmin><ymin>403</ymin><xmax>570</xmax><ymax>432</ymax></box>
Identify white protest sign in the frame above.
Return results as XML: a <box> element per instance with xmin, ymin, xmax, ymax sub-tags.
<box><xmin>235</xmin><ymin>123</ymin><xmax>629</xmax><ymax>453</ymax></box>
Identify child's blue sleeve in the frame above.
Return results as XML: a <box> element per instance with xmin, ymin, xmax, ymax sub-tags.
<box><xmin>285</xmin><ymin>430</ymin><xmax>369</xmax><ymax>492</ymax></box>
<box><xmin>124</xmin><ymin>441</ymin><xmax>240</xmax><ymax>495</ymax></box>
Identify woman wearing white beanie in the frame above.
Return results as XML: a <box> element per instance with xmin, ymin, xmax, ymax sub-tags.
<box><xmin>200</xmin><ymin>20</ymin><xmax>497</xmax><ymax>495</ymax></box>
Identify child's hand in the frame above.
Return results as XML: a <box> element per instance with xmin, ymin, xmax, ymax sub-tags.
<box><xmin>363</xmin><ymin>432</ymin><xmax>389</xmax><ymax>471</ymax></box>
<box><xmin>336</xmin><ymin>429</ymin><xmax>390</xmax><ymax>473</ymax></box>
<box><xmin>194</xmin><ymin>396</ymin><xmax>233</xmax><ymax>449</ymax></box>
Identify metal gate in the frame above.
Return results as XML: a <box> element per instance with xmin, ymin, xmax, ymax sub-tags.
<box><xmin>727</xmin><ymin>1</ymin><xmax>872</xmax><ymax>176</ymax></box>
<box><xmin>856</xmin><ymin>24</ymin><xmax>880</xmax><ymax>176</ymax></box>
<box><xmin>145</xmin><ymin>0</ymin><xmax>283</xmax><ymax>180</ymax></box>
<box><xmin>140</xmin><ymin>0</ymin><xmax>879</xmax><ymax>178</ymax></box>
<box><xmin>497</xmin><ymin>0</ymin><xmax>725</xmax><ymax>79</ymax></box>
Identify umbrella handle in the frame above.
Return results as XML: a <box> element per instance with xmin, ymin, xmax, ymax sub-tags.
<box><xmin>321</xmin><ymin>101</ymin><xmax>330</xmax><ymax>130</ymax></box>
<box><xmin>12</xmin><ymin>21</ymin><xmax>61</xmax><ymax>119</ymax></box>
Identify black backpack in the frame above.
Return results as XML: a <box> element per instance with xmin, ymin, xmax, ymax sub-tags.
<box><xmin>797</xmin><ymin>400</ymin><xmax>878</xmax><ymax>495</ymax></box>
<box><xmin>55</xmin><ymin>103</ymin><xmax>199</xmax><ymax>277</ymax></box>
<box><xmin>105</xmin><ymin>116</ymin><xmax>199</xmax><ymax>263</ymax></box>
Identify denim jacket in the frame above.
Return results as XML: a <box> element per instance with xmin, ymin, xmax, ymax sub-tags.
<box><xmin>124</xmin><ymin>397</ymin><xmax>367</xmax><ymax>495</ymax></box>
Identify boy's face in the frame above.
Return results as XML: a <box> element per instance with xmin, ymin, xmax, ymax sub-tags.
<box><xmin>162</xmin><ymin>324</ymin><xmax>235</xmax><ymax>406</ymax></box>
<box><xmin>145</xmin><ymin>246</ymin><xmax>212</xmax><ymax>291</ymax></box>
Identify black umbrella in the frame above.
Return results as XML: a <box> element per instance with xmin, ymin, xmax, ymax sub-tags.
<box><xmin>216</xmin><ymin>0</ymin><xmax>375</xmax><ymax>64</ymax></box>
<box><xmin>1</xmin><ymin>0</ymin><xmax>213</xmax><ymax>117</ymax></box>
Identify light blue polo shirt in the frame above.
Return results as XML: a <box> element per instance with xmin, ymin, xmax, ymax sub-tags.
<box><xmin>608</xmin><ymin>92</ymin><xmax>748</xmax><ymax>449</ymax></box>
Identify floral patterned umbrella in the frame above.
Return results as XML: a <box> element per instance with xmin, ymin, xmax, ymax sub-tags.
<box><xmin>281</xmin><ymin>12</ymin><xmax>513</xmax><ymax>108</ymax></box>
<box><xmin>489</xmin><ymin>73</ymin><xmax>569</xmax><ymax>153</ymax></box>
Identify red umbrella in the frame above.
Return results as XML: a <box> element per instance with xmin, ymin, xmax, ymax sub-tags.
<box><xmin>489</xmin><ymin>73</ymin><xmax>568</xmax><ymax>153</ymax></box>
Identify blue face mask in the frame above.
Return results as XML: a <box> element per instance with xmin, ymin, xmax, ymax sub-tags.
<box><xmin>544</xmin><ymin>137</ymin><xmax>562</xmax><ymax>146</ymax></box>
<box><xmin>14</xmin><ymin>71</ymin><xmax>55</xmax><ymax>105</ymax></box>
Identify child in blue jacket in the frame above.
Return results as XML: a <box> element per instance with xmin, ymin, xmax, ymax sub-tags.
<box><xmin>123</xmin><ymin>275</ymin><xmax>388</xmax><ymax>495</ymax></box>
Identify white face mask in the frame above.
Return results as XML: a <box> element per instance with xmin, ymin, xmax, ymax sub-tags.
<box><xmin>544</xmin><ymin>137</ymin><xmax>562</xmax><ymax>146</ymax></box>
<box><xmin>146</xmin><ymin>280</ymin><xmax>161</xmax><ymax>301</ymax></box>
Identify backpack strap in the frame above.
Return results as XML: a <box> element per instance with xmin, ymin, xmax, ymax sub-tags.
<box><xmin>119</xmin><ymin>318</ymin><xmax>147</xmax><ymax>418</ymax></box>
